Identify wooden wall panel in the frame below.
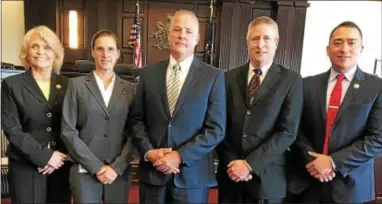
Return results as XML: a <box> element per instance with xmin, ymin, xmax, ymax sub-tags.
<box><xmin>219</xmin><ymin>1</ymin><xmax>272</xmax><ymax>70</ymax></box>
<box><xmin>197</xmin><ymin>22</ymin><xmax>208</xmax><ymax>53</ymax></box>
<box><xmin>62</xmin><ymin>0</ymin><xmax>84</xmax><ymax>9</ymax></box>
<box><xmin>218</xmin><ymin>2</ymin><xmax>234</xmax><ymax>70</ymax></box>
<box><xmin>62</xmin><ymin>11</ymin><xmax>85</xmax><ymax>48</ymax></box>
<box><xmin>146</xmin><ymin>1</ymin><xmax>193</xmax><ymax>65</ymax></box>
<box><xmin>24</xmin><ymin>0</ymin><xmax>57</xmax><ymax>32</ymax></box>
<box><xmin>290</xmin><ymin>2</ymin><xmax>309</xmax><ymax>73</ymax></box>
<box><xmin>274</xmin><ymin>1</ymin><xmax>294</xmax><ymax>69</ymax></box>
<box><xmin>118</xmin><ymin>0</ymin><xmax>147</xmax><ymax>65</ymax></box>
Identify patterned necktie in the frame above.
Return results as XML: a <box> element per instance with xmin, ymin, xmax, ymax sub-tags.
<box><xmin>248</xmin><ymin>68</ymin><xmax>262</xmax><ymax>104</ymax></box>
<box><xmin>167</xmin><ymin>63</ymin><xmax>181</xmax><ymax>116</ymax></box>
<box><xmin>323</xmin><ymin>73</ymin><xmax>345</xmax><ymax>155</ymax></box>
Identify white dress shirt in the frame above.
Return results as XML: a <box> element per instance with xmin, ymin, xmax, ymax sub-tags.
<box><xmin>94</xmin><ymin>71</ymin><xmax>116</xmax><ymax>107</ymax></box>
<box><xmin>144</xmin><ymin>55</ymin><xmax>193</xmax><ymax>162</ymax></box>
<box><xmin>326</xmin><ymin>66</ymin><xmax>357</xmax><ymax>110</ymax></box>
<box><xmin>166</xmin><ymin>55</ymin><xmax>193</xmax><ymax>90</ymax></box>
<box><xmin>247</xmin><ymin>61</ymin><xmax>273</xmax><ymax>85</ymax></box>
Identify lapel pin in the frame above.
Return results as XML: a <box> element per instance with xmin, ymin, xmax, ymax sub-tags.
<box><xmin>353</xmin><ymin>84</ymin><xmax>360</xmax><ymax>89</ymax></box>
<box><xmin>56</xmin><ymin>84</ymin><xmax>62</xmax><ymax>89</ymax></box>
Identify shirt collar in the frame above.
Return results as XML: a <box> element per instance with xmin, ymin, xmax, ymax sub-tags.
<box><xmin>249</xmin><ymin>61</ymin><xmax>273</xmax><ymax>76</ymax></box>
<box><xmin>93</xmin><ymin>71</ymin><xmax>116</xmax><ymax>87</ymax></box>
<box><xmin>329</xmin><ymin>65</ymin><xmax>357</xmax><ymax>82</ymax></box>
<box><xmin>169</xmin><ymin>54</ymin><xmax>194</xmax><ymax>73</ymax></box>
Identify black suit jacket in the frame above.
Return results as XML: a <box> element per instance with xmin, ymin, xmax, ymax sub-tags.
<box><xmin>288</xmin><ymin>68</ymin><xmax>382</xmax><ymax>203</ymax></box>
<box><xmin>131</xmin><ymin>58</ymin><xmax>226</xmax><ymax>188</ymax></box>
<box><xmin>1</xmin><ymin>70</ymin><xmax>69</xmax><ymax>168</ymax></box>
<box><xmin>216</xmin><ymin>63</ymin><xmax>303</xmax><ymax>199</ymax></box>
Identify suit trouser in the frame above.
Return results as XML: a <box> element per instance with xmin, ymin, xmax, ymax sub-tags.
<box><xmin>69</xmin><ymin>164</ymin><xmax>131</xmax><ymax>204</ymax></box>
<box><xmin>139</xmin><ymin>180</ymin><xmax>209</xmax><ymax>204</ymax></box>
<box><xmin>8</xmin><ymin>158</ymin><xmax>71</xmax><ymax>204</ymax></box>
<box><xmin>218</xmin><ymin>184</ymin><xmax>283</xmax><ymax>204</ymax></box>
<box><xmin>287</xmin><ymin>182</ymin><xmax>335</xmax><ymax>203</ymax></box>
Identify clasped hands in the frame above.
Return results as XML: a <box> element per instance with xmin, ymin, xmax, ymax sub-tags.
<box><xmin>96</xmin><ymin>165</ymin><xmax>119</xmax><ymax>185</ymax></box>
<box><xmin>306</xmin><ymin>151</ymin><xmax>336</xmax><ymax>183</ymax></box>
<box><xmin>38</xmin><ymin>151</ymin><xmax>67</xmax><ymax>175</ymax></box>
<box><xmin>226</xmin><ymin>160</ymin><xmax>252</xmax><ymax>182</ymax></box>
<box><xmin>146</xmin><ymin>148</ymin><xmax>182</xmax><ymax>175</ymax></box>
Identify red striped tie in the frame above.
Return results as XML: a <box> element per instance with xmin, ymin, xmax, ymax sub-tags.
<box><xmin>248</xmin><ymin>69</ymin><xmax>262</xmax><ymax>104</ymax></box>
<box><xmin>323</xmin><ymin>73</ymin><xmax>345</xmax><ymax>155</ymax></box>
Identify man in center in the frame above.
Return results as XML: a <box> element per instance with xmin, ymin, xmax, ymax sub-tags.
<box><xmin>216</xmin><ymin>16</ymin><xmax>303</xmax><ymax>203</ymax></box>
<box><xmin>130</xmin><ymin>10</ymin><xmax>226</xmax><ymax>203</ymax></box>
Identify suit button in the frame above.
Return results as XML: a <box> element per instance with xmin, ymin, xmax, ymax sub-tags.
<box><xmin>104</xmin><ymin>134</ymin><xmax>108</xmax><ymax>138</ymax></box>
<box><xmin>47</xmin><ymin>112</ymin><xmax>52</xmax><ymax>117</ymax></box>
<box><xmin>51</xmin><ymin>141</ymin><xmax>56</xmax><ymax>146</ymax></box>
<box><xmin>47</xmin><ymin>127</ymin><xmax>51</xmax><ymax>132</ymax></box>
<box><xmin>243</xmin><ymin>133</ymin><xmax>247</xmax><ymax>137</ymax></box>
<box><xmin>168</xmin><ymin>124</ymin><xmax>172</xmax><ymax>128</ymax></box>
<box><xmin>247</xmin><ymin>110</ymin><xmax>251</xmax><ymax>115</ymax></box>
<box><xmin>105</xmin><ymin>116</ymin><xmax>109</xmax><ymax>120</ymax></box>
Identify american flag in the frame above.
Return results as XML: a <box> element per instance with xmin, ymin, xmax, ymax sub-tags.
<box><xmin>128</xmin><ymin>2</ymin><xmax>142</xmax><ymax>68</ymax></box>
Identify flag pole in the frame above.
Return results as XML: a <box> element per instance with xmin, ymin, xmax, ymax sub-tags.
<box><xmin>205</xmin><ymin>0</ymin><xmax>215</xmax><ymax>66</ymax></box>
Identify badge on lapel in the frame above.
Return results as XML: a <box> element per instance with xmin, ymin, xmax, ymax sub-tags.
<box><xmin>353</xmin><ymin>83</ymin><xmax>360</xmax><ymax>89</ymax></box>
<box><xmin>56</xmin><ymin>84</ymin><xmax>62</xmax><ymax>89</ymax></box>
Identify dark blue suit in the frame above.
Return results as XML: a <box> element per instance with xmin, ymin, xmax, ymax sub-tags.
<box><xmin>288</xmin><ymin>68</ymin><xmax>382</xmax><ymax>203</ymax></box>
<box><xmin>131</xmin><ymin>58</ymin><xmax>226</xmax><ymax>203</ymax></box>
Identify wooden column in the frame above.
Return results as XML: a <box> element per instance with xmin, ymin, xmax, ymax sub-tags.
<box><xmin>274</xmin><ymin>1</ymin><xmax>309</xmax><ymax>73</ymax></box>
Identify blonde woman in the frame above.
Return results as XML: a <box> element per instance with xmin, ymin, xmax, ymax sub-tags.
<box><xmin>1</xmin><ymin>25</ymin><xmax>71</xmax><ymax>203</ymax></box>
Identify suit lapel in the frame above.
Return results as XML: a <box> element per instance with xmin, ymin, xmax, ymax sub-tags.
<box><xmin>235</xmin><ymin>64</ymin><xmax>250</xmax><ymax>108</ymax></box>
<box><xmin>22</xmin><ymin>70</ymin><xmax>49</xmax><ymax>105</ymax></box>
<box><xmin>107</xmin><ymin>76</ymin><xmax>125</xmax><ymax>112</ymax></box>
<box><xmin>156</xmin><ymin>60</ymin><xmax>171</xmax><ymax>117</ymax></box>
<box><xmin>250</xmin><ymin>63</ymin><xmax>282</xmax><ymax>108</ymax></box>
<box><xmin>84</xmin><ymin>72</ymin><xmax>109</xmax><ymax>115</ymax></box>
<box><xmin>172</xmin><ymin>58</ymin><xmax>202</xmax><ymax>117</ymax></box>
<box><xmin>317</xmin><ymin>71</ymin><xmax>331</xmax><ymax>120</ymax></box>
<box><xmin>335</xmin><ymin>68</ymin><xmax>364</xmax><ymax>122</ymax></box>
<box><xmin>46</xmin><ymin>74</ymin><xmax>60</xmax><ymax>109</ymax></box>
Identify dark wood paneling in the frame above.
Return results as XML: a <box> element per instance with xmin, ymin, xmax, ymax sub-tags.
<box><xmin>118</xmin><ymin>0</ymin><xmax>147</xmax><ymax>65</ymax></box>
<box><xmin>197</xmin><ymin>22</ymin><xmax>208</xmax><ymax>53</ymax></box>
<box><xmin>218</xmin><ymin>2</ymin><xmax>234</xmax><ymax>70</ymax></box>
<box><xmin>219</xmin><ymin>1</ymin><xmax>272</xmax><ymax>71</ymax></box>
<box><xmin>146</xmin><ymin>1</ymin><xmax>193</xmax><ymax>65</ymax></box>
<box><xmin>62</xmin><ymin>0</ymin><xmax>84</xmax><ymax>9</ymax></box>
<box><xmin>24</xmin><ymin>0</ymin><xmax>57</xmax><ymax>32</ymax></box>
<box><xmin>62</xmin><ymin>10</ymin><xmax>85</xmax><ymax>48</ymax></box>
<box><xmin>290</xmin><ymin>3</ymin><xmax>308</xmax><ymax>73</ymax></box>
<box><xmin>123</xmin><ymin>0</ymin><xmax>138</xmax><ymax>13</ymax></box>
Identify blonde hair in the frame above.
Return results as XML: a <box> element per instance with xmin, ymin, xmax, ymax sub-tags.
<box><xmin>19</xmin><ymin>25</ymin><xmax>64</xmax><ymax>74</ymax></box>
<box><xmin>246</xmin><ymin>16</ymin><xmax>279</xmax><ymax>41</ymax></box>
<box><xmin>169</xmin><ymin>10</ymin><xmax>199</xmax><ymax>33</ymax></box>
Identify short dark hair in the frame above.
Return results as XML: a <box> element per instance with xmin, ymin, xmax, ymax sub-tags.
<box><xmin>91</xmin><ymin>29</ymin><xmax>119</xmax><ymax>50</ymax></box>
<box><xmin>329</xmin><ymin>21</ymin><xmax>363</xmax><ymax>42</ymax></box>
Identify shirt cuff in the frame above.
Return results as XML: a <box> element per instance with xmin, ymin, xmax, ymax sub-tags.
<box><xmin>329</xmin><ymin>156</ymin><xmax>336</xmax><ymax>170</ymax></box>
<box><xmin>245</xmin><ymin>160</ymin><xmax>253</xmax><ymax>173</ymax></box>
<box><xmin>144</xmin><ymin>150</ymin><xmax>152</xmax><ymax>162</ymax></box>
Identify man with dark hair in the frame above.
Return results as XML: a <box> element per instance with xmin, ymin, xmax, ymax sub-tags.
<box><xmin>288</xmin><ymin>21</ymin><xmax>382</xmax><ymax>203</ymax></box>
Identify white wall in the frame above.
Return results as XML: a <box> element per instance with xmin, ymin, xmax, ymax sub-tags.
<box><xmin>1</xmin><ymin>1</ymin><xmax>25</xmax><ymax>66</ymax></box>
<box><xmin>301</xmin><ymin>1</ymin><xmax>382</xmax><ymax>77</ymax></box>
